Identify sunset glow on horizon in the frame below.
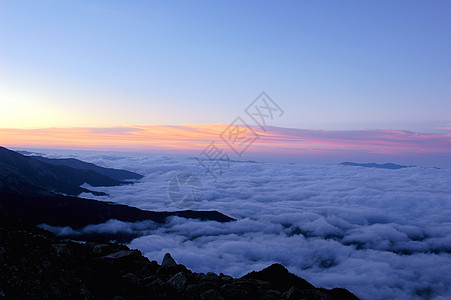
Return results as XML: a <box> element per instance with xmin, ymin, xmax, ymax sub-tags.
<box><xmin>2</xmin><ymin>124</ymin><xmax>450</xmax><ymax>167</ymax></box>
<box><xmin>1</xmin><ymin>1</ymin><xmax>450</xmax><ymax>134</ymax></box>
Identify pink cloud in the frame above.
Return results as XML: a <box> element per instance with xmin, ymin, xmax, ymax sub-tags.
<box><xmin>1</xmin><ymin>124</ymin><xmax>450</xmax><ymax>166</ymax></box>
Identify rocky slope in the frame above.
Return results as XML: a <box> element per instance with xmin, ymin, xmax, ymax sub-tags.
<box><xmin>0</xmin><ymin>213</ymin><xmax>358</xmax><ymax>300</ymax></box>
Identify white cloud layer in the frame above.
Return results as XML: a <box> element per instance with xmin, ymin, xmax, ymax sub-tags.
<box><xmin>34</xmin><ymin>149</ymin><xmax>451</xmax><ymax>300</ymax></box>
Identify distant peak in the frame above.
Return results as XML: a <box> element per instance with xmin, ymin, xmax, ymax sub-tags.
<box><xmin>339</xmin><ymin>162</ymin><xmax>413</xmax><ymax>169</ymax></box>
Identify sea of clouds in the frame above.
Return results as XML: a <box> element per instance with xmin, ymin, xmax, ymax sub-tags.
<box><xmin>30</xmin><ymin>149</ymin><xmax>451</xmax><ymax>300</ymax></box>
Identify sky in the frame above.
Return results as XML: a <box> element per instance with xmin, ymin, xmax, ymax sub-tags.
<box><xmin>0</xmin><ymin>0</ymin><xmax>450</xmax><ymax>131</ymax></box>
<box><xmin>0</xmin><ymin>1</ymin><xmax>450</xmax><ymax>165</ymax></box>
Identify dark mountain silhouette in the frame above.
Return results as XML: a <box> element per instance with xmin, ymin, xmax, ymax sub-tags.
<box><xmin>28</xmin><ymin>155</ymin><xmax>143</xmax><ymax>181</ymax></box>
<box><xmin>0</xmin><ymin>146</ymin><xmax>141</xmax><ymax>196</ymax></box>
<box><xmin>340</xmin><ymin>162</ymin><xmax>413</xmax><ymax>169</ymax></box>
<box><xmin>0</xmin><ymin>191</ymin><xmax>234</xmax><ymax>233</ymax></box>
<box><xmin>16</xmin><ymin>150</ymin><xmax>44</xmax><ymax>156</ymax></box>
<box><xmin>0</xmin><ymin>146</ymin><xmax>234</xmax><ymax>241</ymax></box>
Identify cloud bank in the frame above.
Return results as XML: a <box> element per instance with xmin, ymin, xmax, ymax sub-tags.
<box><xmin>34</xmin><ymin>149</ymin><xmax>451</xmax><ymax>299</ymax></box>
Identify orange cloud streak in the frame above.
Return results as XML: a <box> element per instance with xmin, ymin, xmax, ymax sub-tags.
<box><xmin>1</xmin><ymin>125</ymin><xmax>450</xmax><ymax>157</ymax></box>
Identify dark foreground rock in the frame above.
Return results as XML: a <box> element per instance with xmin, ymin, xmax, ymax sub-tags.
<box><xmin>0</xmin><ymin>213</ymin><xmax>358</xmax><ymax>300</ymax></box>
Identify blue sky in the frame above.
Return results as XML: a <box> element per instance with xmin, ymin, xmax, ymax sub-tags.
<box><xmin>1</xmin><ymin>0</ymin><xmax>450</xmax><ymax>132</ymax></box>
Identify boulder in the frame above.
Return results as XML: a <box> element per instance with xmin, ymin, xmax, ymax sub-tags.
<box><xmin>162</xmin><ymin>252</ymin><xmax>177</xmax><ymax>267</ymax></box>
<box><xmin>167</xmin><ymin>272</ymin><xmax>188</xmax><ymax>292</ymax></box>
<box><xmin>200</xmin><ymin>289</ymin><xmax>225</xmax><ymax>300</ymax></box>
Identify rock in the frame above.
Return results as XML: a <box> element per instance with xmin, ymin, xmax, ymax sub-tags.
<box><xmin>122</xmin><ymin>272</ymin><xmax>141</xmax><ymax>284</ymax></box>
<box><xmin>200</xmin><ymin>289</ymin><xmax>225</xmax><ymax>300</ymax></box>
<box><xmin>205</xmin><ymin>272</ymin><xmax>220</xmax><ymax>281</ymax></box>
<box><xmin>264</xmin><ymin>289</ymin><xmax>282</xmax><ymax>299</ymax></box>
<box><xmin>282</xmin><ymin>286</ymin><xmax>337</xmax><ymax>300</ymax></box>
<box><xmin>242</xmin><ymin>263</ymin><xmax>314</xmax><ymax>292</ymax></box>
<box><xmin>186</xmin><ymin>281</ymin><xmax>219</xmax><ymax>298</ymax></box>
<box><xmin>142</xmin><ymin>275</ymin><xmax>158</xmax><ymax>285</ymax></box>
<box><xmin>157</xmin><ymin>264</ymin><xmax>188</xmax><ymax>278</ymax></box>
<box><xmin>92</xmin><ymin>244</ymin><xmax>113</xmax><ymax>256</ymax></box>
<box><xmin>167</xmin><ymin>272</ymin><xmax>187</xmax><ymax>292</ymax></box>
<box><xmin>324</xmin><ymin>288</ymin><xmax>360</xmax><ymax>300</ymax></box>
<box><xmin>51</xmin><ymin>243</ymin><xmax>71</xmax><ymax>256</ymax></box>
<box><xmin>145</xmin><ymin>278</ymin><xmax>165</xmax><ymax>291</ymax></box>
<box><xmin>102</xmin><ymin>250</ymin><xmax>141</xmax><ymax>260</ymax></box>
<box><xmin>0</xmin><ymin>212</ymin><xmax>359</xmax><ymax>300</ymax></box>
<box><xmin>219</xmin><ymin>273</ymin><xmax>233</xmax><ymax>283</ymax></box>
<box><xmin>282</xmin><ymin>286</ymin><xmax>303</xmax><ymax>300</ymax></box>
<box><xmin>162</xmin><ymin>252</ymin><xmax>177</xmax><ymax>267</ymax></box>
<box><xmin>220</xmin><ymin>282</ymin><xmax>257</xmax><ymax>299</ymax></box>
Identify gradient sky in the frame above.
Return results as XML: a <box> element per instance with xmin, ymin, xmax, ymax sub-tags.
<box><xmin>1</xmin><ymin>0</ymin><xmax>450</xmax><ymax>132</ymax></box>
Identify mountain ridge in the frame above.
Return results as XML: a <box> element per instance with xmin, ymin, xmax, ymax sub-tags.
<box><xmin>0</xmin><ymin>146</ymin><xmax>136</xmax><ymax>196</ymax></box>
<box><xmin>28</xmin><ymin>155</ymin><xmax>143</xmax><ymax>181</ymax></box>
